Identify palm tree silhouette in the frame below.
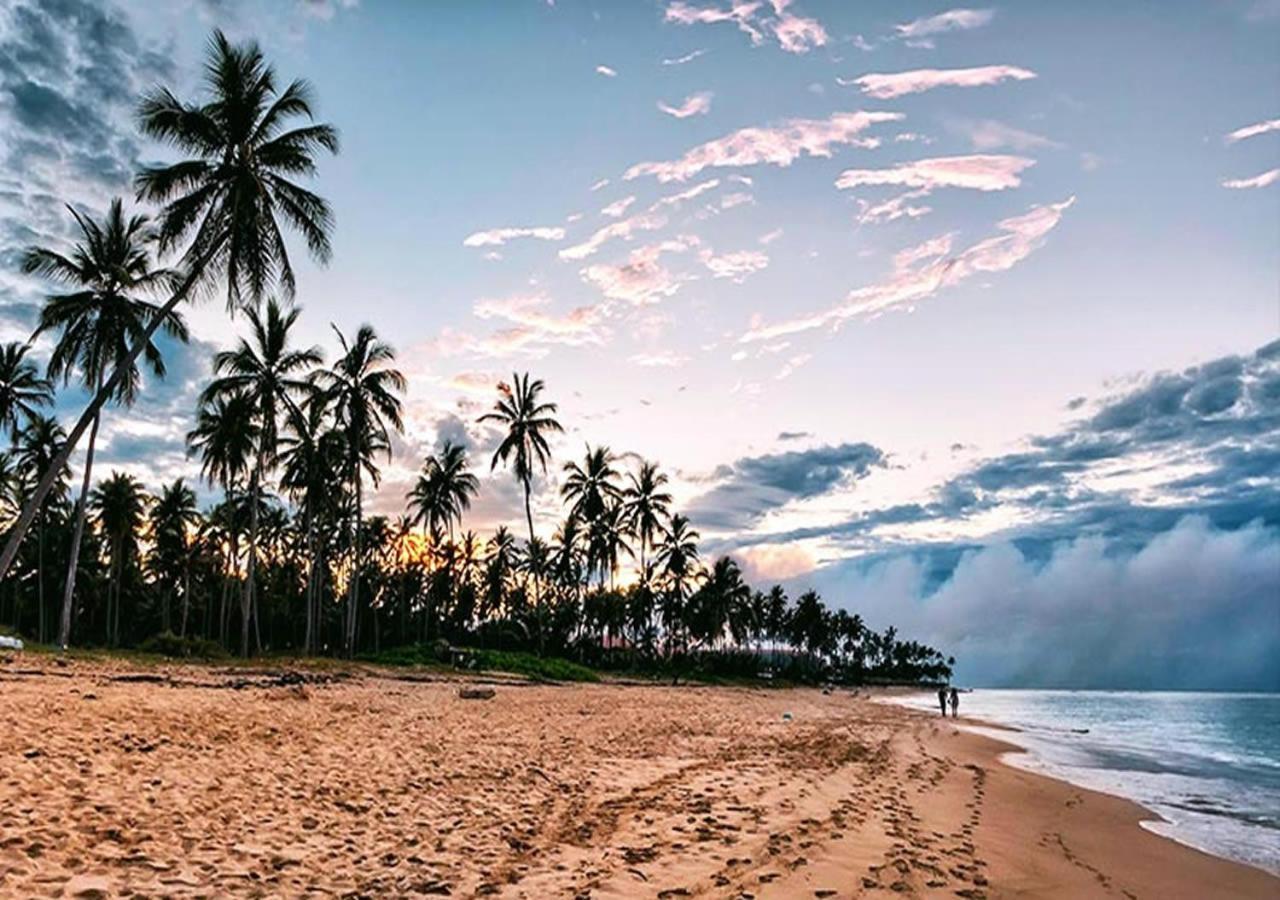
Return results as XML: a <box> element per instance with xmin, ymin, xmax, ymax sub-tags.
<box><xmin>149</xmin><ymin>479</ymin><xmax>201</xmax><ymax>636</ymax></box>
<box><xmin>0</xmin><ymin>29</ymin><xmax>338</xmax><ymax>588</ymax></box>
<box><xmin>316</xmin><ymin>325</ymin><xmax>404</xmax><ymax>656</ymax></box>
<box><xmin>15</xmin><ymin>415</ymin><xmax>68</xmax><ymax>642</ymax></box>
<box><xmin>23</xmin><ymin>198</ymin><xmax>187</xmax><ymax>649</ymax></box>
<box><xmin>479</xmin><ymin>373</ymin><xmax>563</xmax><ymax>545</ymax></box>
<box><xmin>90</xmin><ymin>471</ymin><xmax>147</xmax><ymax>648</ymax></box>
<box><xmin>655</xmin><ymin>513</ymin><xmax>699</xmax><ymax>656</ymax></box>
<box><xmin>0</xmin><ymin>342</ymin><xmax>53</xmax><ymax>442</ymax></box>
<box><xmin>202</xmin><ymin>298</ymin><xmax>322</xmax><ymax>651</ymax></box>
<box><xmin>407</xmin><ymin>440</ymin><xmax>479</xmax><ymax>546</ymax></box>
<box><xmin>623</xmin><ymin>460</ymin><xmax>672</xmax><ymax>584</ymax></box>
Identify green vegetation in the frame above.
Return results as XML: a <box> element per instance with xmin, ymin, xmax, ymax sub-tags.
<box><xmin>0</xmin><ymin>29</ymin><xmax>954</xmax><ymax>689</ymax></box>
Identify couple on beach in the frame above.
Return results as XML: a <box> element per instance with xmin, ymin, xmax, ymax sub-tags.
<box><xmin>938</xmin><ymin>686</ymin><xmax>960</xmax><ymax>718</ymax></box>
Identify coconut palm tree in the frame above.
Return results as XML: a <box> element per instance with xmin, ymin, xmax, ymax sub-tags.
<box><xmin>315</xmin><ymin>324</ymin><xmax>404</xmax><ymax>656</ymax></box>
<box><xmin>655</xmin><ymin>513</ymin><xmax>699</xmax><ymax>655</ymax></box>
<box><xmin>479</xmin><ymin>373</ymin><xmax>563</xmax><ymax>545</ymax></box>
<box><xmin>0</xmin><ymin>342</ymin><xmax>53</xmax><ymax>444</ymax></box>
<box><xmin>0</xmin><ymin>28</ymin><xmax>338</xmax><ymax>590</ymax></box>
<box><xmin>23</xmin><ymin>198</ymin><xmax>187</xmax><ymax>649</ymax></box>
<box><xmin>148</xmin><ymin>479</ymin><xmax>201</xmax><ymax>636</ymax></box>
<box><xmin>561</xmin><ymin>446</ymin><xmax>623</xmax><ymax>526</ymax></box>
<box><xmin>90</xmin><ymin>471</ymin><xmax>148</xmax><ymax>647</ymax></box>
<box><xmin>623</xmin><ymin>460</ymin><xmax>671</xmax><ymax>583</ymax></box>
<box><xmin>201</xmin><ymin>298</ymin><xmax>321</xmax><ymax>649</ymax></box>
<box><xmin>407</xmin><ymin>440</ymin><xmax>479</xmax><ymax>545</ymax></box>
<box><xmin>15</xmin><ymin>414</ymin><xmax>67</xmax><ymax>642</ymax></box>
<box><xmin>187</xmin><ymin>392</ymin><xmax>259</xmax><ymax>654</ymax></box>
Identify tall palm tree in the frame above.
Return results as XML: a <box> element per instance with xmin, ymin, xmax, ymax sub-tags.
<box><xmin>316</xmin><ymin>324</ymin><xmax>404</xmax><ymax>656</ymax></box>
<box><xmin>0</xmin><ymin>342</ymin><xmax>53</xmax><ymax>443</ymax></box>
<box><xmin>0</xmin><ymin>28</ymin><xmax>338</xmax><ymax>588</ymax></box>
<box><xmin>16</xmin><ymin>415</ymin><xmax>67</xmax><ymax>642</ymax></box>
<box><xmin>187</xmin><ymin>392</ymin><xmax>259</xmax><ymax>654</ymax></box>
<box><xmin>90</xmin><ymin>471</ymin><xmax>148</xmax><ymax>647</ymax></box>
<box><xmin>201</xmin><ymin>298</ymin><xmax>321</xmax><ymax>651</ymax></box>
<box><xmin>655</xmin><ymin>513</ymin><xmax>699</xmax><ymax>655</ymax></box>
<box><xmin>698</xmin><ymin>556</ymin><xmax>750</xmax><ymax>651</ymax></box>
<box><xmin>149</xmin><ymin>479</ymin><xmax>201</xmax><ymax>636</ymax></box>
<box><xmin>407</xmin><ymin>440</ymin><xmax>479</xmax><ymax>545</ymax></box>
<box><xmin>561</xmin><ymin>446</ymin><xmax>623</xmax><ymax>526</ymax></box>
<box><xmin>479</xmin><ymin>373</ymin><xmax>563</xmax><ymax>545</ymax></box>
<box><xmin>23</xmin><ymin>198</ymin><xmax>187</xmax><ymax>649</ymax></box>
<box><xmin>623</xmin><ymin>460</ymin><xmax>671</xmax><ymax>583</ymax></box>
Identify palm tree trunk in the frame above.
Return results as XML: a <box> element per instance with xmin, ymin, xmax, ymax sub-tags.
<box><xmin>302</xmin><ymin>507</ymin><xmax>316</xmax><ymax>654</ymax></box>
<box><xmin>36</xmin><ymin>513</ymin><xmax>45</xmax><ymax>643</ymax></box>
<box><xmin>0</xmin><ymin>241</ymin><xmax>225</xmax><ymax>587</ymax></box>
<box><xmin>242</xmin><ymin>458</ymin><xmax>262</xmax><ymax>656</ymax></box>
<box><xmin>180</xmin><ymin>560</ymin><xmax>191</xmax><ymax>638</ymax></box>
<box><xmin>345</xmin><ymin>468</ymin><xmax>363</xmax><ymax>657</ymax></box>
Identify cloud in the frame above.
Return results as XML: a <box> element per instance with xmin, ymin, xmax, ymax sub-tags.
<box><xmin>663</xmin><ymin>0</ymin><xmax>827</xmax><ymax>54</ymax></box>
<box><xmin>895</xmin><ymin>8</ymin><xmax>994</xmax><ymax>39</ymax></box>
<box><xmin>437</xmin><ymin>293</ymin><xmax>608</xmax><ymax>358</ymax></box>
<box><xmin>845</xmin><ymin>65</ymin><xmax>1036</xmax><ymax>99</ymax></box>
<box><xmin>579</xmin><ymin>237</ymin><xmax>698</xmax><ymax>306</ymax></box>
<box><xmin>658</xmin><ymin>91</ymin><xmax>713</xmax><ymax>118</ymax></box>
<box><xmin>600</xmin><ymin>195</ymin><xmax>636</xmax><ymax>218</ymax></box>
<box><xmin>625</xmin><ymin>110</ymin><xmax>902</xmax><ymax>182</ymax></box>
<box><xmin>1224</xmin><ymin>117</ymin><xmax>1280</xmax><ymax>143</ymax></box>
<box><xmin>688</xmin><ymin>442</ymin><xmax>887</xmax><ymax>530</ymax></box>
<box><xmin>952</xmin><ymin>118</ymin><xmax>1059</xmax><ymax>151</ymax></box>
<box><xmin>743</xmin><ymin>197</ymin><xmax>1074</xmax><ymax>340</ymax></box>
<box><xmin>662</xmin><ymin>48</ymin><xmax>708</xmax><ymax>65</ymax></box>
<box><xmin>462</xmin><ymin>225</ymin><xmax>566</xmax><ymax>247</ymax></box>
<box><xmin>854</xmin><ymin>189</ymin><xmax>932</xmax><ymax>225</ymax></box>
<box><xmin>700</xmin><ymin>247</ymin><xmax>769</xmax><ymax>281</ymax></box>
<box><xmin>837</xmin><ymin>154</ymin><xmax>1035</xmax><ymax>192</ymax></box>
<box><xmin>559</xmin><ymin>211</ymin><xmax>667</xmax><ymax>260</ymax></box>
<box><xmin>629</xmin><ymin>351</ymin><xmax>690</xmax><ymax>367</ymax></box>
<box><xmin>595</xmin><ymin>64</ymin><xmax>617</xmax><ymax>77</ymax></box>
<box><xmin>1222</xmin><ymin>168</ymin><xmax>1279</xmax><ymax>189</ymax></box>
<box><xmin>651</xmin><ymin>178</ymin><xmax>722</xmax><ymax>209</ymax></box>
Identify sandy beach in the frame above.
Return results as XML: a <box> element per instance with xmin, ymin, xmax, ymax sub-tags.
<box><xmin>0</xmin><ymin>659</ymin><xmax>1274</xmax><ymax>899</ymax></box>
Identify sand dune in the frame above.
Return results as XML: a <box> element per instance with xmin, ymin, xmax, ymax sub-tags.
<box><xmin>0</xmin><ymin>658</ymin><xmax>1273</xmax><ymax>898</ymax></box>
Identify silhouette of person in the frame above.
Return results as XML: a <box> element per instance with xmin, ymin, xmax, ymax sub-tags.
<box><xmin>937</xmin><ymin>686</ymin><xmax>948</xmax><ymax>717</ymax></box>
<box><xmin>949</xmin><ymin>687</ymin><xmax>959</xmax><ymax>719</ymax></box>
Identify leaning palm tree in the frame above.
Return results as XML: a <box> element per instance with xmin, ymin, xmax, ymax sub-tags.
<box><xmin>23</xmin><ymin>198</ymin><xmax>187</xmax><ymax>649</ymax></box>
<box><xmin>623</xmin><ymin>460</ymin><xmax>672</xmax><ymax>583</ymax></box>
<box><xmin>90</xmin><ymin>471</ymin><xmax>148</xmax><ymax>647</ymax></box>
<box><xmin>0</xmin><ymin>29</ymin><xmax>338</xmax><ymax>587</ymax></box>
<box><xmin>0</xmin><ymin>342</ymin><xmax>53</xmax><ymax>443</ymax></box>
<box><xmin>187</xmin><ymin>392</ymin><xmax>259</xmax><ymax>654</ymax></box>
<box><xmin>315</xmin><ymin>324</ymin><xmax>404</xmax><ymax>656</ymax></box>
<box><xmin>479</xmin><ymin>373</ymin><xmax>563</xmax><ymax>545</ymax></box>
<box><xmin>201</xmin><ymin>298</ymin><xmax>321</xmax><ymax>649</ymax></box>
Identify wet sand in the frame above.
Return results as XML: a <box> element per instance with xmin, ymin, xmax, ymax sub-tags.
<box><xmin>1</xmin><ymin>658</ymin><xmax>1275</xmax><ymax>898</ymax></box>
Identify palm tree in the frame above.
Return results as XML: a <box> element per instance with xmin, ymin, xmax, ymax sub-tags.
<box><xmin>655</xmin><ymin>513</ymin><xmax>699</xmax><ymax>656</ymax></box>
<box><xmin>479</xmin><ymin>373</ymin><xmax>563</xmax><ymax>545</ymax></box>
<box><xmin>0</xmin><ymin>28</ymin><xmax>338</xmax><ymax>589</ymax></box>
<box><xmin>562</xmin><ymin>446</ymin><xmax>623</xmax><ymax>525</ymax></box>
<box><xmin>407</xmin><ymin>440</ymin><xmax>479</xmax><ymax>545</ymax></box>
<box><xmin>0</xmin><ymin>343</ymin><xmax>53</xmax><ymax>443</ymax></box>
<box><xmin>23</xmin><ymin>198</ymin><xmax>187</xmax><ymax>649</ymax></box>
<box><xmin>697</xmin><ymin>556</ymin><xmax>750</xmax><ymax>650</ymax></box>
<box><xmin>201</xmin><ymin>298</ymin><xmax>321</xmax><ymax>651</ymax></box>
<box><xmin>90</xmin><ymin>471</ymin><xmax>148</xmax><ymax>647</ymax></box>
<box><xmin>316</xmin><ymin>324</ymin><xmax>404</xmax><ymax>656</ymax></box>
<box><xmin>149</xmin><ymin>479</ymin><xmax>201</xmax><ymax>636</ymax></box>
<box><xmin>623</xmin><ymin>460</ymin><xmax>671</xmax><ymax>583</ymax></box>
<box><xmin>589</xmin><ymin>500</ymin><xmax>633</xmax><ymax>590</ymax></box>
<box><xmin>16</xmin><ymin>415</ymin><xmax>67</xmax><ymax>642</ymax></box>
<box><xmin>187</xmin><ymin>392</ymin><xmax>259</xmax><ymax>654</ymax></box>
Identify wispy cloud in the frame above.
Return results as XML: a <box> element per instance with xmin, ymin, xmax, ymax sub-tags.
<box><xmin>896</xmin><ymin>8</ymin><xmax>994</xmax><ymax>39</ymax></box>
<box><xmin>664</xmin><ymin>0</ymin><xmax>828</xmax><ymax>54</ymax></box>
<box><xmin>600</xmin><ymin>195</ymin><xmax>636</xmax><ymax>218</ymax></box>
<box><xmin>1222</xmin><ymin>168</ymin><xmax>1279</xmax><ymax>189</ymax></box>
<box><xmin>559</xmin><ymin>211</ymin><xmax>667</xmax><ymax>260</ymax></box>
<box><xmin>952</xmin><ymin>118</ymin><xmax>1059</xmax><ymax>151</ymax></box>
<box><xmin>658</xmin><ymin>91</ymin><xmax>714</xmax><ymax>118</ymax></box>
<box><xmin>579</xmin><ymin>237</ymin><xmax>698</xmax><ymax>305</ymax></box>
<box><xmin>463</xmin><ymin>225</ymin><xmax>566</xmax><ymax>247</ymax></box>
<box><xmin>1224</xmin><ymin>117</ymin><xmax>1280</xmax><ymax>143</ymax></box>
<box><xmin>837</xmin><ymin>154</ymin><xmax>1035</xmax><ymax>192</ymax></box>
<box><xmin>630</xmin><ymin>351</ymin><xmax>690</xmax><ymax>367</ymax></box>
<box><xmin>443</xmin><ymin>293</ymin><xmax>608</xmax><ymax>357</ymax></box>
<box><xmin>662</xmin><ymin>48</ymin><xmax>708</xmax><ymax>65</ymax></box>
<box><xmin>700</xmin><ymin>247</ymin><xmax>769</xmax><ymax>281</ymax></box>
<box><xmin>742</xmin><ymin>197</ymin><xmax>1075</xmax><ymax>341</ymax></box>
<box><xmin>844</xmin><ymin>65</ymin><xmax>1036</xmax><ymax>99</ymax></box>
<box><xmin>595</xmin><ymin>64</ymin><xmax>617</xmax><ymax>77</ymax></box>
<box><xmin>625</xmin><ymin>110</ymin><xmax>902</xmax><ymax>182</ymax></box>
<box><xmin>854</xmin><ymin>190</ymin><xmax>932</xmax><ymax>225</ymax></box>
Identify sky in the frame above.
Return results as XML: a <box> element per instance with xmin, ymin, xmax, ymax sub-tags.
<box><xmin>1</xmin><ymin>0</ymin><xmax>1277</xmax><ymax>688</ymax></box>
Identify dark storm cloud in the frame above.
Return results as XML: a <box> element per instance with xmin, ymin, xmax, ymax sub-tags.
<box><xmin>688</xmin><ymin>442</ymin><xmax>886</xmax><ymax>531</ymax></box>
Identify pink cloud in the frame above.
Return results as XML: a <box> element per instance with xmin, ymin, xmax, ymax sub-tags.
<box><xmin>658</xmin><ymin>91</ymin><xmax>714</xmax><ymax>118</ymax></box>
<box><xmin>855</xmin><ymin>189</ymin><xmax>932</xmax><ymax>225</ymax></box>
<box><xmin>1222</xmin><ymin>168</ymin><xmax>1279</xmax><ymax>189</ymax></box>
<box><xmin>848</xmin><ymin>65</ymin><xmax>1036</xmax><ymax>99</ymax></box>
<box><xmin>601</xmin><ymin>195</ymin><xmax>636</xmax><ymax>218</ymax></box>
<box><xmin>837</xmin><ymin>154</ymin><xmax>1035</xmax><ymax>192</ymax></box>
<box><xmin>650</xmin><ymin>178</ymin><xmax>721</xmax><ymax>210</ymax></box>
<box><xmin>663</xmin><ymin>1</ymin><xmax>826</xmax><ymax>53</ymax></box>
<box><xmin>625</xmin><ymin>110</ymin><xmax>902</xmax><ymax>182</ymax></box>
<box><xmin>559</xmin><ymin>211</ymin><xmax>668</xmax><ymax>260</ymax></box>
<box><xmin>443</xmin><ymin>293</ymin><xmax>609</xmax><ymax>357</ymax></box>
<box><xmin>700</xmin><ymin>247</ymin><xmax>769</xmax><ymax>281</ymax></box>
<box><xmin>742</xmin><ymin>197</ymin><xmax>1074</xmax><ymax>340</ymax></box>
<box><xmin>896</xmin><ymin>8</ymin><xmax>994</xmax><ymax>39</ymax></box>
<box><xmin>1224</xmin><ymin>118</ymin><xmax>1280</xmax><ymax>143</ymax></box>
<box><xmin>629</xmin><ymin>351</ymin><xmax>690</xmax><ymax>367</ymax></box>
<box><xmin>462</xmin><ymin>225</ymin><xmax>566</xmax><ymax>247</ymax></box>
<box><xmin>579</xmin><ymin>237</ymin><xmax>699</xmax><ymax>306</ymax></box>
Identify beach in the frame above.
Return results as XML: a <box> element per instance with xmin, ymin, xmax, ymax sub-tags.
<box><xmin>1</xmin><ymin>659</ymin><xmax>1275</xmax><ymax>899</ymax></box>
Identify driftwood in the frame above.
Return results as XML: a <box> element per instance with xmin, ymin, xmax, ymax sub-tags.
<box><xmin>458</xmin><ymin>686</ymin><xmax>496</xmax><ymax>701</ymax></box>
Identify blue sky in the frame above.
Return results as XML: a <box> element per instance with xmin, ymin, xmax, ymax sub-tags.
<box><xmin>1</xmin><ymin>0</ymin><xmax>1277</xmax><ymax>687</ymax></box>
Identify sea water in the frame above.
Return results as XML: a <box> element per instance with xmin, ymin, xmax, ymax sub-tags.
<box><xmin>891</xmin><ymin>690</ymin><xmax>1280</xmax><ymax>875</ymax></box>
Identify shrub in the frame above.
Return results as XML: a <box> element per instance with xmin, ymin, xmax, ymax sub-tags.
<box><xmin>138</xmin><ymin>632</ymin><xmax>229</xmax><ymax>660</ymax></box>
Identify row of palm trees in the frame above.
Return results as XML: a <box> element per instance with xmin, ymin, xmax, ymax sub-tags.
<box><xmin>0</xmin><ymin>29</ymin><xmax>953</xmax><ymax>683</ymax></box>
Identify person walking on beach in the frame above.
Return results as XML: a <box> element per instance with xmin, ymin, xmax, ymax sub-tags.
<box><xmin>938</xmin><ymin>686</ymin><xmax>948</xmax><ymax>717</ymax></box>
<box><xmin>949</xmin><ymin>686</ymin><xmax>959</xmax><ymax>719</ymax></box>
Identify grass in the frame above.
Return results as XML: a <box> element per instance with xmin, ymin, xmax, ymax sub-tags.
<box><xmin>361</xmin><ymin>644</ymin><xmax>599</xmax><ymax>683</ymax></box>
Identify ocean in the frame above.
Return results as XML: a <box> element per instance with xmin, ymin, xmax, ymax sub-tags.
<box><xmin>890</xmin><ymin>689</ymin><xmax>1280</xmax><ymax>875</ymax></box>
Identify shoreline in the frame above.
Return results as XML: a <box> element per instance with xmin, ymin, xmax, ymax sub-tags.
<box><xmin>0</xmin><ymin>658</ymin><xmax>1275</xmax><ymax>897</ymax></box>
